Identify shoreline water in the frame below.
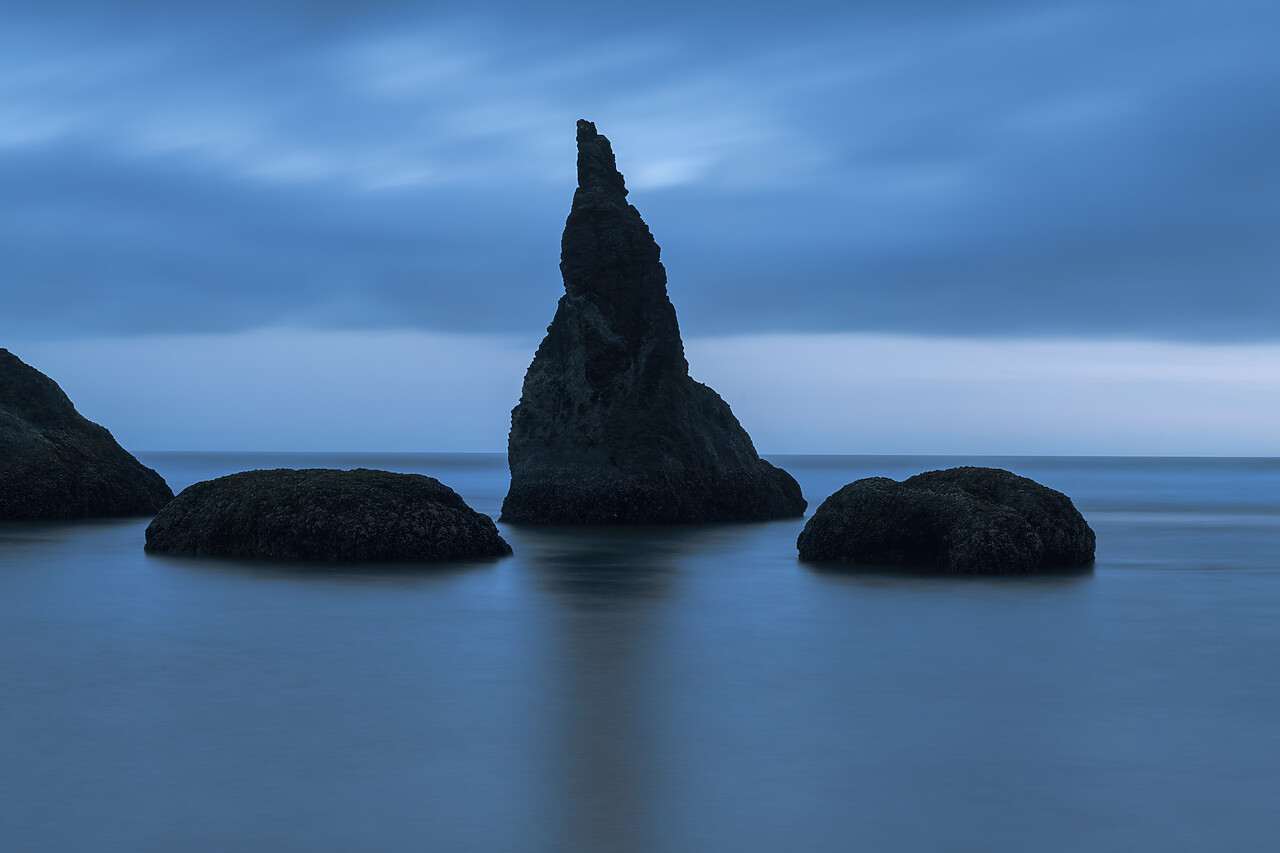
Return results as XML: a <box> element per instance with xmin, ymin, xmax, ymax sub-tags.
<box><xmin>3</xmin><ymin>452</ymin><xmax>1279</xmax><ymax>851</ymax></box>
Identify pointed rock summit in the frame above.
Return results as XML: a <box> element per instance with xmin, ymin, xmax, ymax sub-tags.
<box><xmin>501</xmin><ymin>120</ymin><xmax>806</xmax><ymax>524</ymax></box>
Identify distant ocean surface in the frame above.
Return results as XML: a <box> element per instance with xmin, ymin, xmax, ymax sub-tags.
<box><xmin>3</xmin><ymin>452</ymin><xmax>1279</xmax><ymax>852</ymax></box>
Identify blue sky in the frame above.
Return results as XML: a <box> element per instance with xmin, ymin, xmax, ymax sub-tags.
<box><xmin>4</xmin><ymin>0</ymin><xmax>1279</xmax><ymax>454</ymax></box>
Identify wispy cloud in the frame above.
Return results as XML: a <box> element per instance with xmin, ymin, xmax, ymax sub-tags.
<box><xmin>1</xmin><ymin>0</ymin><xmax>1276</xmax><ymax>341</ymax></box>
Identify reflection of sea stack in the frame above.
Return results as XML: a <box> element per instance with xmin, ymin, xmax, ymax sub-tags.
<box><xmin>0</xmin><ymin>348</ymin><xmax>173</xmax><ymax>518</ymax></box>
<box><xmin>502</xmin><ymin>120</ymin><xmax>805</xmax><ymax>524</ymax></box>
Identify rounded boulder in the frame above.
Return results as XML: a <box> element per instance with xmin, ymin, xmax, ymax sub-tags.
<box><xmin>144</xmin><ymin>468</ymin><xmax>512</xmax><ymax>562</ymax></box>
<box><xmin>797</xmin><ymin>467</ymin><xmax>1095</xmax><ymax>572</ymax></box>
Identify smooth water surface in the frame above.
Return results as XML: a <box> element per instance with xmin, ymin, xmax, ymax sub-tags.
<box><xmin>2</xmin><ymin>454</ymin><xmax>1279</xmax><ymax>852</ymax></box>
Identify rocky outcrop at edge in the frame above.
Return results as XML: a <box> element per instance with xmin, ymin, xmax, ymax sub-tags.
<box><xmin>797</xmin><ymin>466</ymin><xmax>1095</xmax><ymax>572</ymax></box>
<box><xmin>144</xmin><ymin>467</ymin><xmax>512</xmax><ymax>562</ymax></box>
<box><xmin>502</xmin><ymin>119</ymin><xmax>805</xmax><ymax>524</ymax></box>
<box><xmin>0</xmin><ymin>347</ymin><xmax>173</xmax><ymax>519</ymax></box>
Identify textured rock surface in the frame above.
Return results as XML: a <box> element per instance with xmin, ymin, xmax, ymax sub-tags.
<box><xmin>797</xmin><ymin>467</ymin><xmax>1095</xmax><ymax>572</ymax></box>
<box><xmin>0</xmin><ymin>347</ymin><xmax>173</xmax><ymax>519</ymax></box>
<box><xmin>145</xmin><ymin>468</ymin><xmax>512</xmax><ymax>562</ymax></box>
<box><xmin>502</xmin><ymin>120</ymin><xmax>805</xmax><ymax>524</ymax></box>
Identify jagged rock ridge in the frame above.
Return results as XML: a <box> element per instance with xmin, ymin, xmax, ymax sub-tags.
<box><xmin>0</xmin><ymin>347</ymin><xmax>173</xmax><ymax>519</ymax></box>
<box><xmin>502</xmin><ymin>120</ymin><xmax>805</xmax><ymax>524</ymax></box>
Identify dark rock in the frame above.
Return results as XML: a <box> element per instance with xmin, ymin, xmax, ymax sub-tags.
<box><xmin>0</xmin><ymin>348</ymin><xmax>174</xmax><ymax>519</ymax></box>
<box><xmin>797</xmin><ymin>467</ymin><xmax>1095</xmax><ymax>572</ymax></box>
<box><xmin>144</xmin><ymin>468</ymin><xmax>512</xmax><ymax>562</ymax></box>
<box><xmin>502</xmin><ymin>119</ymin><xmax>805</xmax><ymax>524</ymax></box>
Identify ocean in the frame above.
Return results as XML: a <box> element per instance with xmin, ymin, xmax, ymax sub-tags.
<box><xmin>2</xmin><ymin>453</ymin><xmax>1279</xmax><ymax>852</ymax></box>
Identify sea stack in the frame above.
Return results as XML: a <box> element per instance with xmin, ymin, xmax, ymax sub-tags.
<box><xmin>502</xmin><ymin>120</ymin><xmax>805</xmax><ymax>524</ymax></box>
<box><xmin>0</xmin><ymin>348</ymin><xmax>173</xmax><ymax>519</ymax></box>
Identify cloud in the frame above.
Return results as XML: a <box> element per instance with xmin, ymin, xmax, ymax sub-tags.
<box><xmin>0</xmin><ymin>142</ymin><xmax>564</xmax><ymax>337</ymax></box>
<box><xmin>0</xmin><ymin>0</ymin><xmax>1277</xmax><ymax>342</ymax></box>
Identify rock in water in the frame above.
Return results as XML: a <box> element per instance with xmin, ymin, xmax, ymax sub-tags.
<box><xmin>145</xmin><ymin>468</ymin><xmax>512</xmax><ymax>562</ymax></box>
<box><xmin>0</xmin><ymin>348</ymin><xmax>173</xmax><ymax>519</ymax></box>
<box><xmin>502</xmin><ymin>120</ymin><xmax>805</xmax><ymax>524</ymax></box>
<box><xmin>797</xmin><ymin>467</ymin><xmax>1096</xmax><ymax>572</ymax></box>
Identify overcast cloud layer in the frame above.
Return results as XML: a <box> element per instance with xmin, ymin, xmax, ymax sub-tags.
<box><xmin>3</xmin><ymin>0</ymin><xmax>1278</xmax><ymax>342</ymax></box>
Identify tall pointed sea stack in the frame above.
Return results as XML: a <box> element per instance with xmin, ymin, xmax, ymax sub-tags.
<box><xmin>502</xmin><ymin>120</ymin><xmax>806</xmax><ymax>524</ymax></box>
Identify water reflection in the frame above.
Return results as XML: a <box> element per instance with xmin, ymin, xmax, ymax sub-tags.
<box><xmin>506</xmin><ymin>523</ymin><xmax>728</xmax><ymax>606</ymax></box>
<box><xmin>143</xmin><ymin>550</ymin><xmax>503</xmax><ymax>587</ymax></box>
<box><xmin>0</xmin><ymin>517</ymin><xmax>145</xmax><ymax>543</ymax></box>
<box><xmin>802</xmin><ymin>557</ymin><xmax>1094</xmax><ymax>588</ymax></box>
<box><xmin>508</xmin><ymin>523</ymin><xmax>726</xmax><ymax>852</ymax></box>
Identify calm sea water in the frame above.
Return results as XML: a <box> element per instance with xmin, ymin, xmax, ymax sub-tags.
<box><xmin>2</xmin><ymin>453</ymin><xmax>1279</xmax><ymax>852</ymax></box>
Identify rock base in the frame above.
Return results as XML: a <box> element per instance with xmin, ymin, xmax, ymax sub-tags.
<box><xmin>503</xmin><ymin>462</ymin><xmax>805</xmax><ymax>524</ymax></box>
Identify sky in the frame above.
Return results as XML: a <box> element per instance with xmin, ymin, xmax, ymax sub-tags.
<box><xmin>3</xmin><ymin>0</ymin><xmax>1278</xmax><ymax>455</ymax></box>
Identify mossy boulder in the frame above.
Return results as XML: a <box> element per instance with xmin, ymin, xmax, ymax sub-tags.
<box><xmin>797</xmin><ymin>467</ymin><xmax>1095</xmax><ymax>572</ymax></box>
<box><xmin>1</xmin><ymin>348</ymin><xmax>173</xmax><ymax>519</ymax></box>
<box><xmin>144</xmin><ymin>468</ymin><xmax>511</xmax><ymax>562</ymax></box>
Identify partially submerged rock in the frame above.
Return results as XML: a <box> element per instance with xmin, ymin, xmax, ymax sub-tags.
<box><xmin>0</xmin><ymin>347</ymin><xmax>173</xmax><ymax>519</ymax></box>
<box><xmin>144</xmin><ymin>468</ymin><xmax>512</xmax><ymax>562</ymax></box>
<box><xmin>502</xmin><ymin>119</ymin><xmax>805</xmax><ymax>524</ymax></box>
<box><xmin>797</xmin><ymin>467</ymin><xmax>1095</xmax><ymax>572</ymax></box>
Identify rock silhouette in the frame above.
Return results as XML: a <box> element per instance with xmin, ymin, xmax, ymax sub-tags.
<box><xmin>502</xmin><ymin>120</ymin><xmax>805</xmax><ymax>524</ymax></box>
<box><xmin>0</xmin><ymin>348</ymin><xmax>173</xmax><ymax>519</ymax></box>
<box><xmin>797</xmin><ymin>467</ymin><xmax>1095</xmax><ymax>572</ymax></box>
<box><xmin>145</xmin><ymin>468</ymin><xmax>512</xmax><ymax>562</ymax></box>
